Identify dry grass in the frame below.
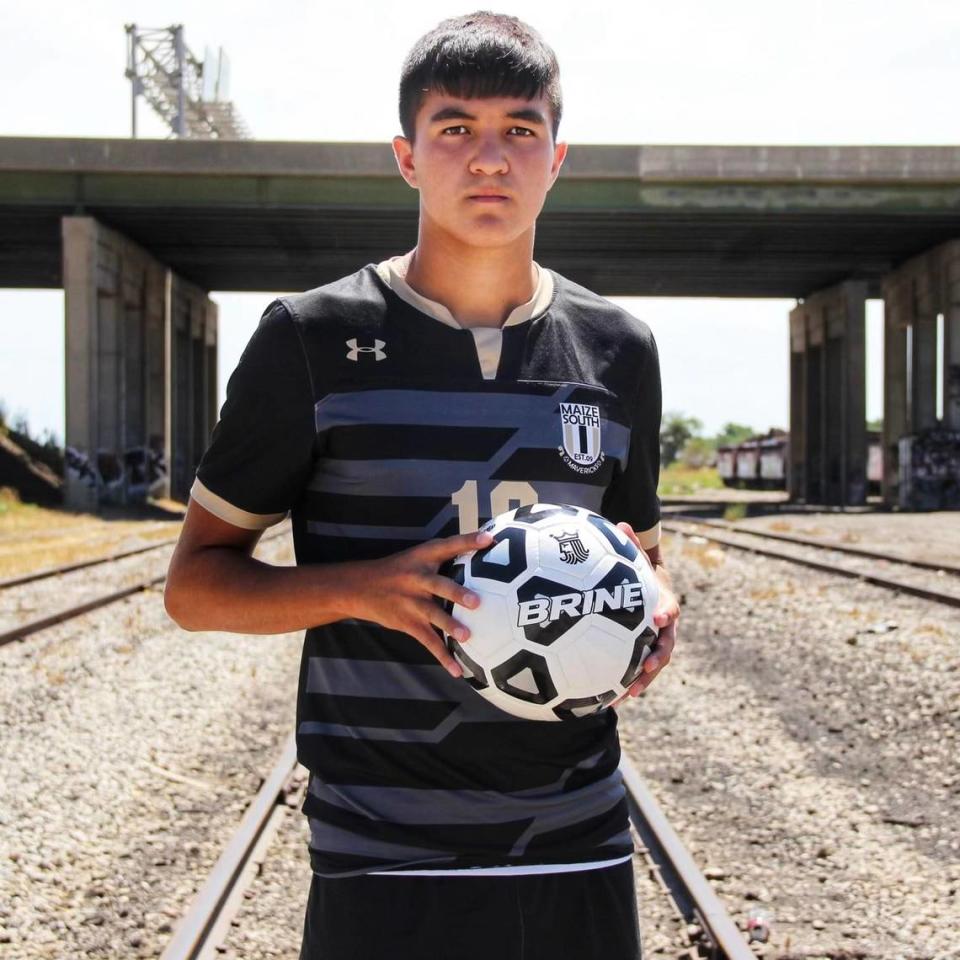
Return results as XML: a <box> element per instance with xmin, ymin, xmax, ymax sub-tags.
<box><xmin>658</xmin><ymin>464</ymin><xmax>725</xmax><ymax>496</ymax></box>
<box><xmin>0</xmin><ymin>488</ymin><xmax>183</xmax><ymax>579</ymax></box>
<box><xmin>748</xmin><ymin>582</ymin><xmax>797</xmax><ymax>601</ymax></box>
<box><xmin>682</xmin><ymin>540</ymin><xmax>726</xmax><ymax>570</ymax></box>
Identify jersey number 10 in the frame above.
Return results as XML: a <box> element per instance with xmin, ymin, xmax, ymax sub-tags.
<box><xmin>450</xmin><ymin>480</ymin><xmax>538</xmax><ymax>535</ymax></box>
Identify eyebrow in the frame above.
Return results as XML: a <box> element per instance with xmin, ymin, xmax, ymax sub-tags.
<box><xmin>428</xmin><ymin>105</ymin><xmax>547</xmax><ymax>126</ymax></box>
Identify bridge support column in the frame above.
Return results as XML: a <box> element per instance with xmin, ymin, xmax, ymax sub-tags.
<box><xmin>62</xmin><ymin>216</ymin><xmax>218</xmax><ymax>511</ymax></box>
<box><xmin>881</xmin><ymin>239</ymin><xmax>960</xmax><ymax>507</ymax></box>
<box><xmin>788</xmin><ymin>281</ymin><xmax>867</xmax><ymax>506</ymax></box>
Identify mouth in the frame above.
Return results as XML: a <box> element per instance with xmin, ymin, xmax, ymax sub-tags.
<box><xmin>467</xmin><ymin>195</ymin><xmax>510</xmax><ymax>203</ymax></box>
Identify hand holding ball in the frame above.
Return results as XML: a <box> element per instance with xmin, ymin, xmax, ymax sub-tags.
<box><xmin>441</xmin><ymin>503</ymin><xmax>659</xmax><ymax>721</ymax></box>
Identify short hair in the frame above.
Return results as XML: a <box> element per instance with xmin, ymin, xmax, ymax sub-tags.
<box><xmin>399</xmin><ymin>11</ymin><xmax>562</xmax><ymax>143</ymax></box>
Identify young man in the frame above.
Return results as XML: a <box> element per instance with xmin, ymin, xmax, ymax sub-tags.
<box><xmin>165</xmin><ymin>11</ymin><xmax>679</xmax><ymax>959</ymax></box>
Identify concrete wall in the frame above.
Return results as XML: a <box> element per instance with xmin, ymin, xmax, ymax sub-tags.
<box><xmin>62</xmin><ymin>216</ymin><xmax>217</xmax><ymax>510</ymax></box>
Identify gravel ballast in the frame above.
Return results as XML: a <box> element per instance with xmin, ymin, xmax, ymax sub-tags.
<box><xmin>2</xmin><ymin>516</ymin><xmax>958</xmax><ymax>959</ymax></box>
<box><xmin>0</xmin><ymin>533</ymin><xmax>301</xmax><ymax>958</ymax></box>
<box><xmin>619</xmin><ymin>531</ymin><xmax>959</xmax><ymax>960</ymax></box>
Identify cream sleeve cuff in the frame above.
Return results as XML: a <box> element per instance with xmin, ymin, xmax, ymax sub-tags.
<box><xmin>189</xmin><ymin>477</ymin><xmax>287</xmax><ymax>530</ymax></box>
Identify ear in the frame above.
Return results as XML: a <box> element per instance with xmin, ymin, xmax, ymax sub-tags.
<box><xmin>392</xmin><ymin>135</ymin><xmax>418</xmax><ymax>190</ymax></box>
<box><xmin>546</xmin><ymin>139</ymin><xmax>568</xmax><ymax>192</ymax></box>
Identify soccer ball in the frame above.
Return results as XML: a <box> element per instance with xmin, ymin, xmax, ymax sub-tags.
<box><xmin>442</xmin><ymin>503</ymin><xmax>659</xmax><ymax>721</ymax></box>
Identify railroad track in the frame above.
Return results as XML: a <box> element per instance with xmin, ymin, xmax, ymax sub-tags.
<box><xmin>0</xmin><ymin>525</ymin><xmax>291</xmax><ymax>648</ymax></box>
<box><xmin>159</xmin><ymin>743</ymin><xmax>754</xmax><ymax>960</ymax></box>
<box><xmin>663</xmin><ymin>515</ymin><xmax>960</xmax><ymax>609</ymax></box>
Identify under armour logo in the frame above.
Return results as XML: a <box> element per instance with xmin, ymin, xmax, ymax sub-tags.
<box><xmin>346</xmin><ymin>338</ymin><xmax>386</xmax><ymax>361</ymax></box>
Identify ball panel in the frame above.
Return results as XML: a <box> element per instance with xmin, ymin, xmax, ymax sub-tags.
<box><xmin>514</xmin><ymin>574</ymin><xmax>587</xmax><ymax>647</ymax></box>
<box><xmin>510</xmin><ymin>503</ymin><xmax>582</xmax><ymax>526</ymax></box>
<box><xmin>469</xmin><ymin>525</ymin><xmax>529</xmax><ymax>584</ymax></box>
<box><xmin>453</xmin><ymin>591</ymin><xmax>521</xmax><ymax>662</ymax></box>
<box><xmin>552</xmin><ymin>691</ymin><xmax>619</xmax><ymax>721</ymax></box>
<box><xmin>446</xmin><ymin>637</ymin><xmax>490</xmax><ymax>691</ymax></box>
<box><xmin>533</xmin><ymin>519</ymin><xmax>609</xmax><ymax>581</ymax></box>
<box><xmin>620</xmin><ymin>626</ymin><xmax>658</xmax><ymax>688</ymax></box>
<box><xmin>490</xmin><ymin>649</ymin><xmax>558</xmax><ymax>705</ymax></box>
<box><xmin>554</xmin><ymin>619</ymin><xmax>635</xmax><ymax>698</ymax></box>
<box><xmin>585</xmin><ymin>512</ymin><xmax>640</xmax><ymax>561</ymax></box>
<box><xmin>588</xmin><ymin>559</ymin><xmax>647</xmax><ymax>632</ymax></box>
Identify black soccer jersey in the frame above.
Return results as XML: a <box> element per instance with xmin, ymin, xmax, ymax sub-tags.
<box><xmin>192</xmin><ymin>256</ymin><xmax>662</xmax><ymax>878</ymax></box>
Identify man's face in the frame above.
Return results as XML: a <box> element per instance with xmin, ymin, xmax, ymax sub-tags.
<box><xmin>392</xmin><ymin>90</ymin><xmax>567</xmax><ymax>249</ymax></box>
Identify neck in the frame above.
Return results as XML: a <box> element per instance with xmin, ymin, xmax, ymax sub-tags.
<box><xmin>403</xmin><ymin>214</ymin><xmax>538</xmax><ymax>329</ymax></box>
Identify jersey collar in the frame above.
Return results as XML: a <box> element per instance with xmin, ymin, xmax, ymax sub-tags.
<box><xmin>374</xmin><ymin>250</ymin><xmax>554</xmax><ymax>330</ymax></box>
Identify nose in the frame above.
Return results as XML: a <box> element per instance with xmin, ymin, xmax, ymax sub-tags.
<box><xmin>468</xmin><ymin>135</ymin><xmax>509</xmax><ymax>176</ymax></box>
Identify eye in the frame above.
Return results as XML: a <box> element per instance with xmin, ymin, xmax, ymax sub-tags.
<box><xmin>508</xmin><ymin>126</ymin><xmax>535</xmax><ymax>137</ymax></box>
<box><xmin>441</xmin><ymin>125</ymin><xmax>469</xmax><ymax>135</ymax></box>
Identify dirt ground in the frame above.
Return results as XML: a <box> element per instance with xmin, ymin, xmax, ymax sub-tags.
<box><xmin>733</xmin><ymin>510</ymin><xmax>960</xmax><ymax>567</ymax></box>
<box><xmin>0</xmin><ymin>490</ymin><xmax>185</xmax><ymax>580</ymax></box>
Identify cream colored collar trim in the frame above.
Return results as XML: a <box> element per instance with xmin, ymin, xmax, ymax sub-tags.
<box><xmin>374</xmin><ymin>250</ymin><xmax>553</xmax><ymax>330</ymax></box>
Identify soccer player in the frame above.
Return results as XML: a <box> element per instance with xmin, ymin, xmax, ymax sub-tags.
<box><xmin>164</xmin><ymin>11</ymin><xmax>680</xmax><ymax>959</ymax></box>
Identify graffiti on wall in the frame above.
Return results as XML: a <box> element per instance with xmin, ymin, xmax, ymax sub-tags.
<box><xmin>899</xmin><ymin>427</ymin><xmax>960</xmax><ymax>510</ymax></box>
<box><xmin>66</xmin><ymin>435</ymin><xmax>167</xmax><ymax>503</ymax></box>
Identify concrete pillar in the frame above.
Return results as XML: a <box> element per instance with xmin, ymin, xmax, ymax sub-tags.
<box><xmin>787</xmin><ymin>281</ymin><xmax>867</xmax><ymax>506</ymax></box>
<box><xmin>169</xmin><ymin>274</ymin><xmax>219</xmax><ymax>502</ymax></box>
<box><xmin>881</xmin><ymin>272</ymin><xmax>910</xmax><ymax>505</ymax></box>
<box><xmin>941</xmin><ymin>241</ymin><xmax>960</xmax><ymax>430</ymax></box>
<box><xmin>62</xmin><ymin>216</ymin><xmax>217</xmax><ymax>510</ymax></box>
<box><xmin>788</xmin><ymin>313</ymin><xmax>806</xmax><ymax>500</ymax></box>
<box><xmin>912</xmin><ymin>264</ymin><xmax>939</xmax><ymax>431</ymax></box>
<box><xmin>881</xmin><ymin>239</ymin><xmax>960</xmax><ymax>507</ymax></box>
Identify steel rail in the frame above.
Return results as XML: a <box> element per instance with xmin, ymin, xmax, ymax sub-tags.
<box><xmin>619</xmin><ymin>755</ymin><xmax>753</xmax><ymax>960</ymax></box>
<box><xmin>159</xmin><ymin>734</ymin><xmax>302</xmax><ymax>960</ymax></box>
<box><xmin>663</xmin><ymin>519</ymin><xmax>960</xmax><ymax>609</ymax></box>
<box><xmin>0</xmin><ymin>527</ymin><xmax>290</xmax><ymax>648</ymax></box>
<box><xmin>671</xmin><ymin>513</ymin><xmax>960</xmax><ymax>577</ymax></box>
<box><xmin>160</xmin><ymin>743</ymin><xmax>751</xmax><ymax>960</ymax></box>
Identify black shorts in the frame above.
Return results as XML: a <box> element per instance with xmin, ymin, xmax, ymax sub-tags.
<box><xmin>298</xmin><ymin>860</ymin><xmax>642</xmax><ymax>960</ymax></box>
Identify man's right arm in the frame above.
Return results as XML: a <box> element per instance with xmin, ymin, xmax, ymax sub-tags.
<box><xmin>163</xmin><ymin>498</ymin><xmax>490</xmax><ymax>678</ymax></box>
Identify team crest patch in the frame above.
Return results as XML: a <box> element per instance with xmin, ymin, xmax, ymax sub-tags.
<box><xmin>557</xmin><ymin>402</ymin><xmax>605</xmax><ymax>475</ymax></box>
<box><xmin>550</xmin><ymin>530</ymin><xmax>590</xmax><ymax>564</ymax></box>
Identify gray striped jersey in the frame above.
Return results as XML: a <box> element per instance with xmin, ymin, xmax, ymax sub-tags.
<box><xmin>192</xmin><ymin>262</ymin><xmax>662</xmax><ymax>877</ymax></box>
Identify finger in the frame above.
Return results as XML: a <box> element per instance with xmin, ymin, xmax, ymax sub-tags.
<box><xmin>654</xmin><ymin>602</ymin><xmax>680</xmax><ymax>628</ymax></box>
<box><xmin>423</xmin><ymin>573</ymin><xmax>481</xmax><ymax>610</ymax></box>
<box><xmin>405</xmin><ymin>621</ymin><xmax>463</xmax><ymax>678</ymax></box>
<box><xmin>644</xmin><ymin>625</ymin><xmax>676</xmax><ymax>673</ymax></box>
<box><xmin>616</xmin><ymin>521</ymin><xmax>642</xmax><ymax>549</ymax></box>
<box><xmin>419</xmin><ymin>529</ymin><xmax>494</xmax><ymax>562</ymax></box>
<box><xmin>420</xmin><ymin>600</ymin><xmax>471</xmax><ymax>644</ymax></box>
<box><xmin>629</xmin><ymin>659</ymin><xmax>663</xmax><ymax>695</ymax></box>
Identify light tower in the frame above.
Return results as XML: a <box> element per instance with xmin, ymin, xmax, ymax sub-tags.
<box><xmin>124</xmin><ymin>24</ymin><xmax>251</xmax><ymax>140</ymax></box>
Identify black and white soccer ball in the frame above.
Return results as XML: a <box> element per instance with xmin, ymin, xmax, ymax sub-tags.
<box><xmin>442</xmin><ymin>503</ymin><xmax>659</xmax><ymax>722</ymax></box>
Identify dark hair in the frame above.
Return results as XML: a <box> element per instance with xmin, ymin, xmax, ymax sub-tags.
<box><xmin>399</xmin><ymin>11</ymin><xmax>562</xmax><ymax>143</ymax></box>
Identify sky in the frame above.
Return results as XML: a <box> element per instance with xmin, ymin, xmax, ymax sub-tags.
<box><xmin>1</xmin><ymin>0</ymin><xmax>957</xmax><ymax>443</ymax></box>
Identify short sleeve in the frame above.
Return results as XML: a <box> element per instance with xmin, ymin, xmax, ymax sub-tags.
<box><xmin>190</xmin><ymin>299</ymin><xmax>317</xmax><ymax>529</ymax></box>
<box><xmin>601</xmin><ymin>328</ymin><xmax>662</xmax><ymax>549</ymax></box>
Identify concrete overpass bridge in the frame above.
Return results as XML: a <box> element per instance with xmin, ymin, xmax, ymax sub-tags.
<box><xmin>2</xmin><ymin>137</ymin><xmax>959</xmax><ymax>508</ymax></box>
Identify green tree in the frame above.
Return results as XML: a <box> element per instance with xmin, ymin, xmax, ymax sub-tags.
<box><xmin>660</xmin><ymin>411</ymin><xmax>702</xmax><ymax>466</ymax></box>
<box><xmin>714</xmin><ymin>421</ymin><xmax>755</xmax><ymax>447</ymax></box>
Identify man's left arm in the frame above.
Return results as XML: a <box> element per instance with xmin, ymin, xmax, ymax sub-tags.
<box><xmin>600</xmin><ymin>321</ymin><xmax>680</xmax><ymax>697</ymax></box>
